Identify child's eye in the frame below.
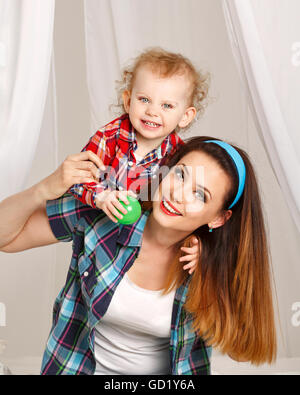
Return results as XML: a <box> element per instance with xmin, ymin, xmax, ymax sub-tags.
<box><xmin>139</xmin><ymin>97</ymin><xmax>149</xmax><ymax>103</ymax></box>
<box><xmin>163</xmin><ymin>103</ymin><xmax>173</xmax><ymax>109</ymax></box>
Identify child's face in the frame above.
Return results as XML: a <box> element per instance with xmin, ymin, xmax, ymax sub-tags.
<box><xmin>123</xmin><ymin>65</ymin><xmax>196</xmax><ymax>146</ymax></box>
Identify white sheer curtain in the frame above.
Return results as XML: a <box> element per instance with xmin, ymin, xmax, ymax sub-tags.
<box><xmin>0</xmin><ymin>0</ymin><xmax>57</xmax><ymax>374</ymax></box>
<box><xmin>0</xmin><ymin>0</ymin><xmax>55</xmax><ymax>201</ymax></box>
<box><xmin>222</xmin><ymin>0</ymin><xmax>300</xmax><ymax>234</ymax></box>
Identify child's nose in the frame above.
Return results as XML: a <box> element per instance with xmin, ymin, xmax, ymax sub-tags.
<box><xmin>145</xmin><ymin>103</ymin><xmax>159</xmax><ymax>117</ymax></box>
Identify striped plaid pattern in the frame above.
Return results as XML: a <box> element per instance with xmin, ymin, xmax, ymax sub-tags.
<box><xmin>68</xmin><ymin>113</ymin><xmax>184</xmax><ymax>208</ymax></box>
<box><xmin>41</xmin><ymin>193</ymin><xmax>211</xmax><ymax>375</ymax></box>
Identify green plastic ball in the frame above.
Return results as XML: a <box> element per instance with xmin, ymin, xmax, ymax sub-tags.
<box><xmin>115</xmin><ymin>196</ymin><xmax>142</xmax><ymax>225</ymax></box>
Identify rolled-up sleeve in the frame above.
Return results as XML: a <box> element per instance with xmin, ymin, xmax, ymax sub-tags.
<box><xmin>46</xmin><ymin>193</ymin><xmax>93</xmax><ymax>242</ymax></box>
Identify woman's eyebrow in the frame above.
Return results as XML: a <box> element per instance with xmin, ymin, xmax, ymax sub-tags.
<box><xmin>181</xmin><ymin>163</ymin><xmax>212</xmax><ymax>199</ymax></box>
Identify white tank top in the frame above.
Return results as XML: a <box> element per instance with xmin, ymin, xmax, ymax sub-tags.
<box><xmin>94</xmin><ymin>273</ymin><xmax>176</xmax><ymax>375</ymax></box>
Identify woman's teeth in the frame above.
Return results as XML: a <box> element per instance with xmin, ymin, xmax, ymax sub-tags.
<box><xmin>162</xmin><ymin>200</ymin><xmax>181</xmax><ymax>215</ymax></box>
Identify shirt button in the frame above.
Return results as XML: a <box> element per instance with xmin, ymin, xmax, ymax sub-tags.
<box><xmin>128</xmin><ymin>161</ymin><xmax>133</xmax><ymax>167</ymax></box>
<box><xmin>153</xmin><ymin>174</ymin><xmax>157</xmax><ymax>179</ymax></box>
<box><xmin>84</xmin><ymin>271</ymin><xmax>89</xmax><ymax>277</ymax></box>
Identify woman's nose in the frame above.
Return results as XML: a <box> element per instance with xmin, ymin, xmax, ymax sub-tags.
<box><xmin>171</xmin><ymin>180</ymin><xmax>194</xmax><ymax>205</ymax></box>
<box><xmin>170</xmin><ymin>180</ymin><xmax>184</xmax><ymax>204</ymax></box>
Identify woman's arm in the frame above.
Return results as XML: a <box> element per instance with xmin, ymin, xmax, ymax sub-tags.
<box><xmin>0</xmin><ymin>183</ymin><xmax>46</xmax><ymax>249</ymax></box>
<box><xmin>0</xmin><ymin>151</ymin><xmax>103</xmax><ymax>253</ymax></box>
<box><xmin>0</xmin><ymin>185</ymin><xmax>58</xmax><ymax>253</ymax></box>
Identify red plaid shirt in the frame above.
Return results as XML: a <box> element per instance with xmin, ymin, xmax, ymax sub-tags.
<box><xmin>69</xmin><ymin>113</ymin><xmax>184</xmax><ymax>208</ymax></box>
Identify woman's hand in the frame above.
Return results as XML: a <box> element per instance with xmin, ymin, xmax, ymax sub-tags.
<box><xmin>38</xmin><ymin>151</ymin><xmax>105</xmax><ymax>201</ymax></box>
<box><xmin>179</xmin><ymin>237</ymin><xmax>200</xmax><ymax>274</ymax></box>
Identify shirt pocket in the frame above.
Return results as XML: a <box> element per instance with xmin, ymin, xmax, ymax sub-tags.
<box><xmin>77</xmin><ymin>253</ymin><xmax>97</xmax><ymax>300</ymax></box>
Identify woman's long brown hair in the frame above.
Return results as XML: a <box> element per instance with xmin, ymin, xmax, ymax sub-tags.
<box><xmin>142</xmin><ymin>136</ymin><xmax>277</xmax><ymax>365</ymax></box>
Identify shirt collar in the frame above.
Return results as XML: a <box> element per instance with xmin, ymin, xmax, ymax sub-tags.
<box><xmin>118</xmin><ymin>114</ymin><xmax>136</xmax><ymax>144</ymax></box>
<box><xmin>116</xmin><ymin>210</ymin><xmax>151</xmax><ymax>247</ymax></box>
<box><xmin>155</xmin><ymin>131</ymin><xmax>178</xmax><ymax>160</ymax></box>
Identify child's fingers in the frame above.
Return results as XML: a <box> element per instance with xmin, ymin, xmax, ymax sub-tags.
<box><xmin>107</xmin><ymin>203</ymin><xmax>124</xmax><ymax>220</ymax></box>
<box><xmin>126</xmin><ymin>190</ymin><xmax>138</xmax><ymax>199</ymax></box>
<box><xmin>189</xmin><ymin>266</ymin><xmax>196</xmax><ymax>275</ymax></box>
<box><xmin>183</xmin><ymin>262</ymin><xmax>194</xmax><ymax>269</ymax></box>
<box><xmin>111</xmin><ymin>197</ymin><xmax>128</xmax><ymax>215</ymax></box>
<box><xmin>102</xmin><ymin>206</ymin><xmax>118</xmax><ymax>223</ymax></box>
<box><xmin>179</xmin><ymin>254</ymin><xmax>197</xmax><ymax>263</ymax></box>
<box><xmin>116</xmin><ymin>191</ymin><xmax>130</xmax><ymax>206</ymax></box>
<box><xmin>180</xmin><ymin>246</ymin><xmax>198</xmax><ymax>254</ymax></box>
<box><xmin>181</xmin><ymin>240</ymin><xmax>199</xmax><ymax>254</ymax></box>
<box><xmin>183</xmin><ymin>260</ymin><xmax>197</xmax><ymax>274</ymax></box>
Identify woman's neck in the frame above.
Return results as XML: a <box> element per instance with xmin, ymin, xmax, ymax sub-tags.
<box><xmin>143</xmin><ymin>213</ymin><xmax>188</xmax><ymax>252</ymax></box>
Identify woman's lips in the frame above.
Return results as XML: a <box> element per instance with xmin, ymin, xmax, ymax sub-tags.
<box><xmin>160</xmin><ymin>198</ymin><xmax>182</xmax><ymax>216</ymax></box>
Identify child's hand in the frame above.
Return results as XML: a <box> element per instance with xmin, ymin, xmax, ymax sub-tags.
<box><xmin>179</xmin><ymin>237</ymin><xmax>200</xmax><ymax>274</ymax></box>
<box><xmin>95</xmin><ymin>189</ymin><xmax>137</xmax><ymax>223</ymax></box>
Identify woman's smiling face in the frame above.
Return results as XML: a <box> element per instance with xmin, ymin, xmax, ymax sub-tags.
<box><xmin>152</xmin><ymin>150</ymin><xmax>233</xmax><ymax>233</ymax></box>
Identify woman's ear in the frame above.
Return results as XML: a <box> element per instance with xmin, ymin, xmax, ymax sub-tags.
<box><xmin>209</xmin><ymin>210</ymin><xmax>232</xmax><ymax>230</ymax></box>
<box><xmin>122</xmin><ymin>90</ymin><xmax>131</xmax><ymax>113</ymax></box>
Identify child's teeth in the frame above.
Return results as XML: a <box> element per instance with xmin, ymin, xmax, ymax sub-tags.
<box><xmin>145</xmin><ymin>121</ymin><xmax>159</xmax><ymax>127</ymax></box>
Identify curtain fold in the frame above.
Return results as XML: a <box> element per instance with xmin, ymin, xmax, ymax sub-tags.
<box><xmin>83</xmin><ymin>0</ymin><xmax>121</xmax><ymax>132</ymax></box>
<box><xmin>222</xmin><ymin>0</ymin><xmax>300</xmax><ymax>234</ymax></box>
<box><xmin>0</xmin><ymin>0</ymin><xmax>55</xmax><ymax>200</ymax></box>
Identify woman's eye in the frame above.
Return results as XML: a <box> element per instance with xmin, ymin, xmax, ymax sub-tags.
<box><xmin>195</xmin><ymin>190</ymin><xmax>206</xmax><ymax>202</ymax></box>
<box><xmin>174</xmin><ymin>166</ymin><xmax>184</xmax><ymax>180</ymax></box>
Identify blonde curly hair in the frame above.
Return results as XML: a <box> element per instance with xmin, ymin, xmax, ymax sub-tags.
<box><xmin>111</xmin><ymin>47</ymin><xmax>210</xmax><ymax>131</ymax></box>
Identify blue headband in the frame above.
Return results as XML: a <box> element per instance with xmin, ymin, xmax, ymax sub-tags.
<box><xmin>204</xmin><ymin>140</ymin><xmax>246</xmax><ymax>209</ymax></box>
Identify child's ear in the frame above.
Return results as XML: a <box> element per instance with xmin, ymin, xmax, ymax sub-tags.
<box><xmin>178</xmin><ymin>107</ymin><xmax>197</xmax><ymax>128</ymax></box>
<box><xmin>122</xmin><ymin>90</ymin><xmax>131</xmax><ymax>113</ymax></box>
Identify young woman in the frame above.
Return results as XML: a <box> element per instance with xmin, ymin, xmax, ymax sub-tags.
<box><xmin>0</xmin><ymin>136</ymin><xmax>277</xmax><ymax>375</ymax></box>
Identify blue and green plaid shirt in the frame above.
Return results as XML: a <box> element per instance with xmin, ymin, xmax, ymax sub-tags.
<box><xmin>41</xmin><ymin>193</ymin><xmax>211</xmax><ymax>375</ymax></box>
